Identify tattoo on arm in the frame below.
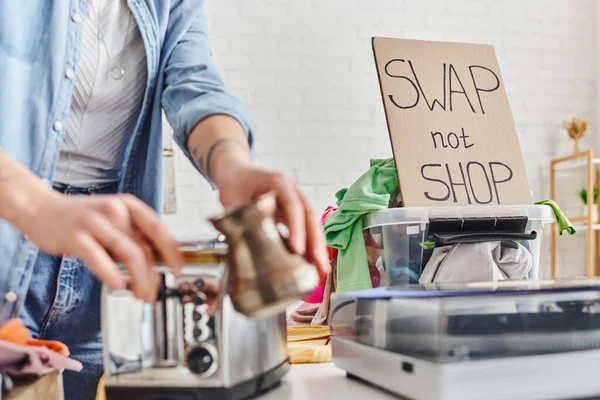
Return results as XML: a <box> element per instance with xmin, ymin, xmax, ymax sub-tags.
<box><xmin>191</xmin><ymin>147</ymin><xmax>205</xmax><ymax>173</ymax></box>
<box><xmin>191</xmin><ymin>139</ymin><xmax>247</xmax><ymax>180</ymax></box>
<box><xmin>205</xmin><ymin>139</ymin><xmax>246</xmax><ymax>180</ymax></box>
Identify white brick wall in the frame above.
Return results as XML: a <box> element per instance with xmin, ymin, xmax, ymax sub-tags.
<box><xmin>162</xmin><ymin>0</ymin><xmax>598</xmax><ymax>278</ymax></box>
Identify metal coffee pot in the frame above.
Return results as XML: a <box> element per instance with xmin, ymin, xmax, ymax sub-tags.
<box><xmin>166</xmin><ymin>192</ymin><xmax>320</xmax><ymax>319</ymax></box>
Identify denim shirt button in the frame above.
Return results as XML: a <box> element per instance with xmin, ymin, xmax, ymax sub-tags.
<box><xmin>4</xmin><ymin>292</ymin><xmax>17</xmax><ymax>303</ymax></box>
<box><xmin>53</xmin><ymin>121</ymin><xmax>63</xmax><ymax>132</ymax></box>
<box><xmin>71</xmin><ymin>13</ymin><xmax>82</xmax><ymax>23</ymax></box>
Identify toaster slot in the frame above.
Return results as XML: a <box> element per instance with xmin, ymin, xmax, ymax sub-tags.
<box><xmin>151</xmin><ymin>273</ymin><xmax>182</xmax><ymax>368</ymax></box>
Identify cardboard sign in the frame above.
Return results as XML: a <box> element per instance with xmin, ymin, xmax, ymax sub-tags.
<box><xmin>372</xmin><ymin>37</ymin><xmax>532</xmax><ymax>207</ymax></box>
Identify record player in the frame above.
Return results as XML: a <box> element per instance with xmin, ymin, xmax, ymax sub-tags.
<box><xmin>330</xmin><ymin>280</ymin><xmax>600</xmax><ymax>400</ymax></box>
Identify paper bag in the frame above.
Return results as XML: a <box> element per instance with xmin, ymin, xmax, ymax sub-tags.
<box><xmin>5</xmin><ymin>371</ymin><xmax>64</xmax><ymax>400</ymax></box>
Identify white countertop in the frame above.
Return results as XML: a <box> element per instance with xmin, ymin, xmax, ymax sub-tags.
<box><xmin>260</xmin><ymin>363</ymin><xmax>396</xmax><ymax>400</ymax></box>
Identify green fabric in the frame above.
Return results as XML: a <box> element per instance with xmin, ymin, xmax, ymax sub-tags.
<box><xmin>420</xmin><ymin>241</ymin><xmax>436</xmax><ymax>250</ymax></box>
<box><xmin>535</xmin><ymin>200</ymin><xmax>576</xmax><ymax>235</ymax></box>
<box><xmin>323</xmin><ymin>158</ymin><xmax>399</xmax><ymax>293</ymax></box>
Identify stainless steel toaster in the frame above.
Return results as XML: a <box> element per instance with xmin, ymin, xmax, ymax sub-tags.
<box><xmin>101</xmin><ymin>244</ymin><xmax>289</xmax><ymax>400</ymax></box>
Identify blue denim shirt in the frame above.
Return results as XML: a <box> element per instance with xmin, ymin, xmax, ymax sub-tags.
<box><xmin>0</xmin><ymin>0</ymin><xmax>254</xmax><ymax>323</ymax></box>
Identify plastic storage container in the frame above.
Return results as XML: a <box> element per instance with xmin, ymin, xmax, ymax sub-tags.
<box><xmin>363</xmin><ymin>205</ymin><xmax>556</xmax><ymax>286</ymax></box>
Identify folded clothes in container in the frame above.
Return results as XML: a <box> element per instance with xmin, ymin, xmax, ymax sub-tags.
<box><xmin>0</xmin><ymin>340</ymin><xmax>82</xmax><ymax>377</ymax></box>
<box><xmin>288</xmin><ymin>257</ymin><xmax>337</xmax><ymax>326</ymax></box>
<box><xmin>0</xmin><ymin>319</ymin><xmax>82</xmax><ymax>377</ymax></box>
<box><xmin>0</xmin><ymin>320</ymin><xmax>70</xmax><ymax>356</ymax></box>
<box><xmin>419</xmin><ymin>241</ymin><xmax>532</xmax><ymax>284</ymax></box>
<box><xmin>287</xmin><ymin>302</ymin><xmax>321</xmax><ymax>326</ymax></box>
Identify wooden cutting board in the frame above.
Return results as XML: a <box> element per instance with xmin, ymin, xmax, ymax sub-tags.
<box><xmin>287</xmin><ymin>325</ymin><xmax>330</xmax><ymax>342</ymax></box>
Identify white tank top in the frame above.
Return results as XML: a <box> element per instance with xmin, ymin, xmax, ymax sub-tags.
<box><xmin>54</xmin><ymin>0</ymin><xmax>148</xmax><ymax>186</ymax></box>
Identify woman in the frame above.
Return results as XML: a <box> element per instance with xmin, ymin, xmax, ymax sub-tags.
<box><xmin>0</xmin><ymin>1</ymin><xmax>329</xmax><ymax>399</ymax></box>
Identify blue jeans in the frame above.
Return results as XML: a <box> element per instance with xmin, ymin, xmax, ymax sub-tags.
<box><xmin>20</xmin><ymin>182</ymin><xmax>118</xmax><ymax>400</ymax></box>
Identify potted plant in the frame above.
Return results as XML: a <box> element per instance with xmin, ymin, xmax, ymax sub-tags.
<box><xmin>579</xmin><ymin>187</ymin><xmax>599</xmax><ymax>222</ymax></box>
<box><xmin>563</xmin><ymin>117</ymin><xmax>588</xmax><ymax>154</ymax></box>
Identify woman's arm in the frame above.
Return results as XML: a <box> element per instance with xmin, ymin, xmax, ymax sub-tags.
<box><xmin>161</xmin><ymin>5</ymin><xmax>329</xmax><ymax>275</ymax></box>
<box><xmin>186</xmin><ymin>115</ymin><xmax>330</xmax><ymax>277</ymax></box>
<box><xmin>0</xmin><ymin>150</ymin><xmax>183</xmax><ymax>302</ymax></box>
<box><xmin>0</xmin><ymin>149</ymin><xmax>53</xmax><ymax>228</ymax></box>
<box><xmin>161</xmin><ymin>4</ymin><xmax>255</xmax><ymax>186</ymax></box>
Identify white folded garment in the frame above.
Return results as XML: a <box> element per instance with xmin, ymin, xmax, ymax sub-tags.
<box><xmin>419</xmin><ymin>241</ymin><xmax>532</xmax><ymax>284</ymax></box>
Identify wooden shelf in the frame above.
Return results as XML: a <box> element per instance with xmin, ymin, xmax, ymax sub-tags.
<box><xmin>553</xmin><ymin>158</ymin><xmax>600</xmax><ymax>171</ymax></box>
<box><xmin>571</xmin><ymin>223</ymin><xmax>600</xmax><ymax>232</ymax></box>
<box><xmin>569</xmin><ymin>216</ymin><xmax>589</xmax><ymax>223</ymax></box>
<box><xmin>550</xmin><ymin>150</ymin><xmax>596</xmax><ymax>278</ymax></box>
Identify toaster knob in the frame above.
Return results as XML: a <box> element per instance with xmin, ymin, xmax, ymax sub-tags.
<box><xmin>193</xmin><ymin>326</ymin><xmax>210</xmax><ymax>342</ymax></box>
<box><xmin>193</xmin><ymin>293</ymin><xmax>206</xmax><ymax>306</ymax></box>
<box><xmin>194</xmin><ymin>279</ymin><xmax>205</xmax><ymax>291</ymax></box>
<box><xmin>186</xmin><ymin>344</ymin><xmax>218</xmax><ymax>376</ymax></box>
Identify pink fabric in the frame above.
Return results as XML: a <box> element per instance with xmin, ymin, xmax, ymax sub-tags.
<box><xmin>305</xmin><ymin>284</ymin><xmax>325</xmax><ymax>304</ymax></box>
<box><xmin>306</xmin><ymin>206</ymin><xmax>338</xmax><ymax>304</ymax></box>
<box><xmin>0</xmin><ymin>340</ymin><xmax>83</xmax><ymax>377</ymax></box>
<box><xmin>287</xmin><ymin>257</ymin><xmax>336</xmax><ymax>326</ymax></box>
<box><xmin>320</xmin><ymin>206</ymin><xmax>336</xmax><ymax>224</ymax></box>
<box><xmin>287</xmin><ymin>303</ymin><xmax>321</xmax><ymax>326</ymax></box>
<box><xmin>368</xmin><ymin>263</ymin><xmax>381</xmax><ymax>288</ymax></box>
<box><xmin>364</xmin><ymin>232</ymin><xmax>382</xmax><ymax>288</ymax></box>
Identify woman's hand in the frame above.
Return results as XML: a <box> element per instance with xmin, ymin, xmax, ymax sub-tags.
<box><xmin>216</xmin><ymin>164</ymin><xmax>331</xmax><ymax>278</ymax></box>
<box><xmin>0</xmin><ymin>151</ymin><xmax>183</xmax><ymax>302</ymax></box>
<box><xmin>185</xmin><ymin>114</ymin><xmax>331</xmax><ymax>279</ymax></box>
<box><xmin>19</xmin><ymin>191</ymin><xmax>184</xmax><ymax>303</ymax></box>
